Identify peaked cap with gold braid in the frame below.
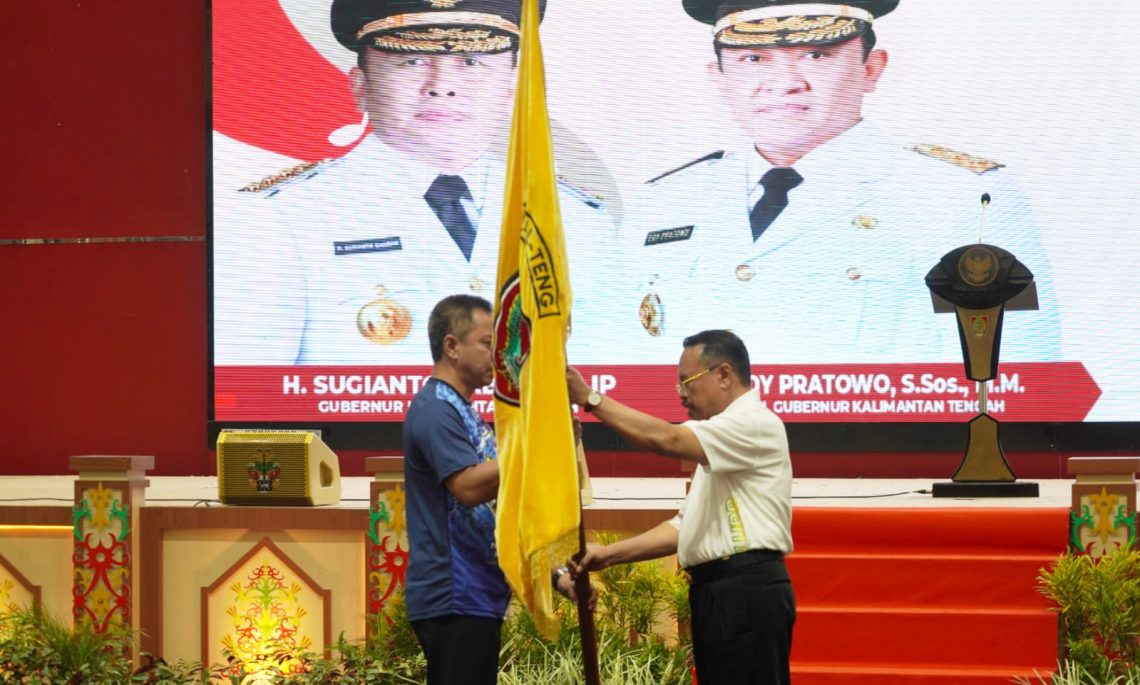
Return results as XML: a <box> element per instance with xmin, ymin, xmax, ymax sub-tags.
<box><xmin>683</xmin><ymin>0</ymin><xmax>898</xmax><ymax>48</ymax></box>
<box><xmin>331</xmin><ymin>0</ymin><xmax>546</xmax><ymax>55</ymax></box>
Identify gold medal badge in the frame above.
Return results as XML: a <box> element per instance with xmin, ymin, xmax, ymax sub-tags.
<box><xmin>638</xmin><ymin>274</ymin><xmax>667</xmax><ymax>337</ymax></box>
<box><xmin>852</xmin><ymin>214</ymin><xmax>878</xmax><ymax>230</ymax></box>
<box><xmin>639</xmin><ymin>292</ymin><xmax>664</xmax><ymax>337</ymax></box>
<box><xmin>735</xmin><ymin>264</ymin><xmax>755</xmax><ymax>282</ymax></box>
<box><xmin>357</xmin><ymin>286</ymin><xmax>413</xmax><ymax>345</ymax></box>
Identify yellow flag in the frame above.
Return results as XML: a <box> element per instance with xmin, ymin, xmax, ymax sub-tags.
<box><xmin>492</xmin><ymin>0</ymin><xmax>580</xmax><ymax>641</ymax></box>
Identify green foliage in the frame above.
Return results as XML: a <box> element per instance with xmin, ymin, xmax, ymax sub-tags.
<box><xmin>0</xmin><ymin>608</ymin><xmax>126</xmax><ymax>684</ymax></box>
<box><xmin>362</xmin><ymin>593</ymin><xmax>428</xmax><ymax>681</ymax></box>
<box><xmin>0</xmin><ymin>532</ymin><xmax>693</xmax><ymax>683</ymax></box>
<box><xmin>0</xmin><ymin>607</ymin><xmax>198</xmax><ymax>684</ymax></box>
<box><xmin>498</xmin><ymin>587</ymin><xmax>691</xmax><ymax>685</ymax></box>
<box><xmin>594</xmin><ymin>557</ymin><xmax>665</xmax><ymax>643</ymax></box>
<box><xmin>1036</xmin><ymin>544</ymin><xmax>1140</xmax><ymax>682</ymax></box>
<box><xmin>211</xmin><ymin>596</ymin><xmax>427</xmax><ymax>684</ymax></box>
<box><xmin>280</xmin><ymin>632</ymin><xmax>424</xmax><ymax>684</ymax></box>
<box><xmin>132</xmin><ymin>656</ymin><xmax>204</xmax><ymax>685</ymax></box>
<box><xmin>498</xmin><ymin>635</ymin><xmax>690</xmax><ymax>685</ymax></box>
<box><xmin>487</xmin><ymin>531</ymin><xmax>692</xmax><ymax>684</ymax></box>
<box><xmin>1013</xmin><ymin>659</ymin><xmax>1140</xmax><ymax>685</ymax></box>
<box><xmin>266</xmin><ymin>532</ymin><xmax>694</xmax><ymax>684</ymax></box>
<box><xmin>590</xmin><ymin>531</ymin><xmax>691</xmax><ymax>646</ymax></box>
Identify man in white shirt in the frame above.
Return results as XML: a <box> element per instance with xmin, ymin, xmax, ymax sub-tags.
<box><xmin>567</xmin><ymin>329</ymin><xmax>794</xmax><ymax>685</ymax></box>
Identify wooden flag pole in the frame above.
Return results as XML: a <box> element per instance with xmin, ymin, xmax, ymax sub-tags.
<box><xmin>570</xmin><ymin>430</ymin><xmax>601</xmax><ymax>685</ymax></box>
<box><xmin>575</xmin><ymin>503</ymin><xmax>601</xmax><ymax>685</ymax></box>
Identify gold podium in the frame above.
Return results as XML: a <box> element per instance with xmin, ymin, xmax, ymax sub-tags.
<box><xmin>926</xmin><ymin>244</ymin><xmax>1040</xmax><ymax>498</ymax></box>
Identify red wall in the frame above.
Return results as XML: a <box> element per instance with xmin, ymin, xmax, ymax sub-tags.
<box><xmin>4</xmin><ymin>0</ymin><xmax>211</xmax><ymax>475</ymax></box>
<box><xmin>0</xmin><ymin>1</ymin><xmax>1114</xmax><ymax>479</ymax></box>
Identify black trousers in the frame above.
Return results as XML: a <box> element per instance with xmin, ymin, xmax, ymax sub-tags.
<box><xmin>688</xmin><ymin>553</ymin><xmax>796</xmax><ymax>685</ymax></box>
<box><xmin>411</xmin><ymin>614</ymin><xmax>502</xmax><ymax>685</ymax></box>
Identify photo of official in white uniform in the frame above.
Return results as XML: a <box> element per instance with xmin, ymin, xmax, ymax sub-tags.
<box><xmin>213</xmin><ymin>0</ymin><xmax>619</xmax><ymax>366</ymax></box>
<box><xmin>622</xmin><ymin>0</ymin><xmax>1060</xmax><ymax>364</ymax></box>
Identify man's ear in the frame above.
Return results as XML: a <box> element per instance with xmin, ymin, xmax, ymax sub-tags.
<box><xmin>707</xmin><ymin>56</ymin><xmax>736</xmax><ymax>109</ymax></box>
<box><xmin>349</xmin><ymin>63</ymin><xmax>368</xmax><ymax>111</ymax></box>
<box><xmin>862</xmin><ymin>49</ymin><xmax>889</xmax><ymax>93</ymax></box>
<box><xmin>716</xmin><ymin>362</ymin><xmax>732</xmax><ymax>387</ymax></box>
<box><xmin>441</xmin><ymin>333</ymin><xmax>460</xmax><ymax>360</ymax></box>
<box><xmin>706</xmin><ymin>56</ymin><xmax>724</xmax><ymax>90</ymax></box>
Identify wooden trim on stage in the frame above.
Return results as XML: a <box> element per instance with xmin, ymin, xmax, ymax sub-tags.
<box><xmin>0</xmin><ymin>507</ymin><xmax>71</xmax><ymax>526</ymax></box>
<box><xmin>582</xmin><ymin>509</ymin><xmax>675</xmax><ymax>534</ymax></box>
<box><xmin>138</xmin><ymin>506</ymin><xmax>367</xmax><ymax>657</ymax></box>
<box><xmin>364</xmin><ymin>456</ymin><xmax>404</xmax><ymax>474</ymax></box>
<box><xmin>139</xmin><ymin>508</ymin><xmax>163</xmax><ymax>658</ymax></box>
<box><xmin>69</xmin><ymin>455</ymin><xmax>155</xmax><ymax>472</ymax></box>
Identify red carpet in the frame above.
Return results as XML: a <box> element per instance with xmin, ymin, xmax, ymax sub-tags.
<box><xmin>787</xmin><ymin>507</ymin><xmax>1066</xmax><ymax>684</ymax></box>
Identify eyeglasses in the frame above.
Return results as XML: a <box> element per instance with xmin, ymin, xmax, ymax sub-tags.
<box><xmin>675</xmin><ymin>367</ymin><xmax>715</xmax><ymax>396</ymax></box>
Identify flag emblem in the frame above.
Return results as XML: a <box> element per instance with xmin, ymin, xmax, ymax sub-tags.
<box><xmin>493</xmin><ymin>275</ymin><xmax>531</xmax><ymax>405</ymax></box>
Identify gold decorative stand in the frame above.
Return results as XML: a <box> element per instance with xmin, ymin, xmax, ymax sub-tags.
<box><xmin>926</xmin><ymin>244</ymin><xmax>1039</xmax><ymax>498</ymax></box>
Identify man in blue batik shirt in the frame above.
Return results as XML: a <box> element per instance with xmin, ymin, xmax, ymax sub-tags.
<box><xmin>402</xmin><ymin>294</ymin><xmax>584</xmax><ymax>685</ymax></box>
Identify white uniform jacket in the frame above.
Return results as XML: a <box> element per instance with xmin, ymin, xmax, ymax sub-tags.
<box><xmin>214</xmin><ymin>135</ymin><xmax>623</xmax><ymax>365</ymax></box>
<box><xmin>621</xmin><ymin>123</ymin><xmax>1060</xmax><ymax>365</ymax></box>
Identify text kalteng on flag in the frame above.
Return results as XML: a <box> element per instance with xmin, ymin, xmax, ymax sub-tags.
<box><xmin>490</xmin><ymin>0</ymin><xmax>581</xmax><ymax>642</ymax></box>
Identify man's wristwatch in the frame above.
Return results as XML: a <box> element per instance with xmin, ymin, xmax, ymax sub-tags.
<box><xmin>583</xmin><ymin>391</ymin><xmax>603</xmax><ymax>413</ymax></box>
<box><xmin>552</xmin><ymin>565</ymin><xmax>571</xmax><ymax>588</ymax></box>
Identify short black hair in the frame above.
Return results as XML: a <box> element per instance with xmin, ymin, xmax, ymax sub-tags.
<box><xmin>715</xmin><ymin>27</ymin><xmax>877</xmax><ymax>68</ymax></box>
<box><xmin>682</xmin><ymin>330</ymin><xmax>751</xmax><ymax>385</ymax></box>
<box><xmin>428</xmin><ymin>294</ymin><xmax>493</xmax><ymax>362</ymax></box>
<box><xmin>862</xmin><ymin>26</ymin><xmax>878</xmax><ymax>56</ymax></box>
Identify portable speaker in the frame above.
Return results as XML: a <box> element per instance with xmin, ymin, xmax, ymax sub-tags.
<box><xmin>217</xmin><ymin>430</ymin><xmax>341</xmax><ymax>506</ymax></box>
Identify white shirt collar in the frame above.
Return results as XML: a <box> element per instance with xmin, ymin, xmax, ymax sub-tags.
<box><xmin>793</xmin><ymin>120</ymin><xmax>894</xmax><ymax>184</ymax></box>
<box><xmin>353</xmin><ymin>134</ymin><xmax>503</xmax><ymax>218</ymax></box>
<box><xmin>742</xmin><ymin>120</ymin><xmax>893</xmax><ymax>203</ymax></box>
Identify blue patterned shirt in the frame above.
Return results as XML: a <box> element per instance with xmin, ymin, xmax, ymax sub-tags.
<box><xmin>402</xmin><ymin>378</ymin><xmax>509</xmax><ymax>621</ymax></box>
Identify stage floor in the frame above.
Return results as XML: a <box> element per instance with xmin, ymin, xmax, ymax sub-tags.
<box><xmin>4</xmin><ymin>475</ymin><xmax>1075</xmax><ymax>510</ymax></box>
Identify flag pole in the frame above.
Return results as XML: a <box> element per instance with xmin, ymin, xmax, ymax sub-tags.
<box><xmin>574</xmin><ymin>499</ymin><xmax>601</xmax><ymax>685</ymax></box>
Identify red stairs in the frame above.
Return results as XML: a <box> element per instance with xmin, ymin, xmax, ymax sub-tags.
<box><xmin>787</xmin><ymin>507</ymin><xmax>1066</xmax><ymax>684</ymax></box>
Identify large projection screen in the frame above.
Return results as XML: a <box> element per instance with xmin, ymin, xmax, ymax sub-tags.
<box><xmin>209</xmin><ymin>0</ymin><xmax>1139</xmax><ymax>446</ymax></box>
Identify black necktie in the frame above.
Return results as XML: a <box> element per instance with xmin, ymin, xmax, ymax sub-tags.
<box><xmin>425</xmin><ymin>175</ymin><xmax>477</xmax><ymax>260</ymax></box>
<box><xmin>750</xmin><ymin>167</ymin><xmax>803</xmax><ymax>241</ymax></box>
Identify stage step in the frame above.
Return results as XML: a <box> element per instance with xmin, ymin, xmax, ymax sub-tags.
<box><xmin>792</xmin><ymin>662</ymin><xmax>1054</xmax><ymax>685</ymax></box>
<box><xmin>785</xmin><ymin>507</ymin><xmax>1065</xmax><ymax>685</ymax></box>
<box><xmin>788</xmin><ymin>553</ymin><xmax>1056</xmax><ymax>609</ymax></box>
<box><xmin>793</xmin><ymin>606</ymin><xmax>1057</xmax><ymax>666</ymax></box>
<box><xmin>791</xmin><ymin>507</ymin><xmax>1069</xmax><ymax>555</ymax></box>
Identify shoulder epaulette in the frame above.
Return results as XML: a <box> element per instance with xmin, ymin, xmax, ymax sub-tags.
<box><xmin>240</xmin><ymin>159</ymin><xmax>333</xmax><ymax>194</ymax></box>
<box><xmin>556</xmin><ymin>175</ymin><xmax>603</xmax><ymax>209</ymax></box>
<box><xmin>647</xmin><ymin>151</ymin><xmax>725</xmax><ymax>185</ymax></box>
<box><xmin>910</xmin><ymin>144</ymin><xmax>1004</xmax><ymax>175</ymax></box>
